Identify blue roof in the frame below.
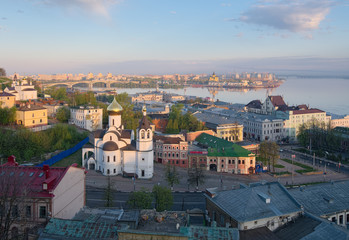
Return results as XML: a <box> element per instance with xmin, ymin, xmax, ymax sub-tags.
<box><xmin>205</xmin><ymin>182</ymin><xmax>301</xmax><ymax>222</ymax></box>
<box><xmin>289</xmin><ymin>180</ymin><xmax>349</xmax><ymax>217</ymax></box>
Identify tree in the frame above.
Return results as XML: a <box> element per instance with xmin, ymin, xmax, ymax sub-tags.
<box><xmin>56</xmin><ymin>106</ymin><xmax>70</xmax><ymax>123</ymax></box>
<box><xmin>127</xmin><ymin>188</ymin><xmax>152</xmax><ymax>209</ymax></box>
<box><xmin>104</xmin><ymin>177</ymin><xmax>113</xmax><ymax>207</ymax></box>
<box><xmin>259</xmin><ymin>141</ymin><xmax>279</xmax><ymax>172</ymax></box>
<box><xmin>0</xmin><ymin>67</ymin><xmax>6</xmax><ymax>77</ymax></box>
<box><xmin>152</xmin><ymin>185</ymin><xmax>173</xmax><ymax>212</ymax></box>
<box><xmin>0</xmin><ymin>107</ymin><xmax>16</xmax><ymax>125</ymax></box>
<box><xmin>0</xmin><ymin>164</ymin><xmax>31</xmax><ymax>240</ymax></box>
<box><xmin>187</xmin><ymin>164</ymin><xmax>205</xmax><ymax>191</ymax></box>
<box><xmin>165</xmin><ymin>164</ymin><xmax>179</xmax><ymax>190</ymax></box>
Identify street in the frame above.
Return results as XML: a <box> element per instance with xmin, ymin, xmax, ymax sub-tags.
<box><xmin>86</xmin><ymin>187</ymin><xmax>206</xmax><ymax>211</ymax></box>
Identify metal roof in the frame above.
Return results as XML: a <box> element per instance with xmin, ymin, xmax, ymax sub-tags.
<box><xmin>205</xmin><ymin>182</ymin><xmax>301</xmax><ymax>222</ymax></box>
<box><xmin>195</xmin><ymin>133</ymin><xmax>253</xmax><ymax>157</ymax></box>
<box><xmin>289</xmin><ymin>180</ymin><xmax>349</xmax><ymax>217</ymax></box>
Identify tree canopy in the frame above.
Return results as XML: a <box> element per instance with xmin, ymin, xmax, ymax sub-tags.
<box><xmin>152</xmin><ymin>185</ymin><xmax>173</xmax><ymax>212</ymax></box>
<box><xmin>0</xmin><ymin>107</ymin><xmax>16</xmax><ymax>125</ymax></box>
<box><xmin>165</xmin><ymin>164</ymin><xmax>180</xmax><ymax>190</ymax></box>
<box><xmin>259</xmin><ymin>141</ymin><xmax>279</xmax><ymax>172</ymax></box>
<box><xmin>56</xmin><ymin>106</ymin><xmax>70</xmax><ymax>123</ymax></box>
<box><xmin>166</xmin><ymin>104</ymin><xmax>205</xmax><ymax>134</ymax></box>
<box><xmin>0</xmin><ymin>67</ymin><xmax>6</xmax><ymax>77</ymax></box>
<box><xmin>127</xmin><ymin>188</ymin><xmax>153</xmax><ymax>209</ymax></box>
<box><xmin>187</xmin><ymin>164</ymin><xmax>206</xmax><ymax>190</ymax></box>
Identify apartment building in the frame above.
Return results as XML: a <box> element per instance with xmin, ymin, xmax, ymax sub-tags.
<box><xmin>69</xmin><ymin>106</ymin><xmax>103</xmax><ymax>131</ymax></box>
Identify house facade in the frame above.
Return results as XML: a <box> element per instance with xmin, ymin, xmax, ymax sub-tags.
<box><xmin>69</xmin><ymin>106</ymin><xmax>103</xmax><ymax>131</ymax></box>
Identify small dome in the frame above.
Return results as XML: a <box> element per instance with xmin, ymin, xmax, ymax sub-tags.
<box><xmin>107</xmin><ymin>97</ymin><xmax>123</xmax><ymax>114</ymax></box>
<box><xmin>103</xmin><ymin>141</ymin><xmax>119</xmax><ymax>151</ymax></box>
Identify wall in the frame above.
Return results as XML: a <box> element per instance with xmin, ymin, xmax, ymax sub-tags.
<box><xmin>0</xmin><ymin>95</ymin><xmax>15</xmax><ymax>108</ymax></box>
<box><xmin>16</xmin><ymin>108</ymin><xmax>48</xmax><ymax>127</ymax></box>
<box><xmin>52</xmin><ymin>166</ymin><xmax>85</xmax><ymax>219</ymax></box>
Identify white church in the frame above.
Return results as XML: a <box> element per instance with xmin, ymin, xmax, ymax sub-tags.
<box><xmin>4</xmin><ymin>75</ymin><xmax>38</xmax><ymax>101</ymax></box>
<box><xmin>82</xmin><ymin>97</ymin><xmax>154</xmax><ymax>179</ymax></box>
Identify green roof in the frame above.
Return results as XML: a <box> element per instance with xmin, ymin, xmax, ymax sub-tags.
<box><xmin>195</xmin><ymin>133</ymin><xmax>253</xmax><ymax>157</ymax></box>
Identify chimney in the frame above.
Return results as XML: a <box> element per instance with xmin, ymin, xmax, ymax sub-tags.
<box><xmin>43</xmin><ymin>165</ymin><xmax>50</xmax><ymax>179</ymax></box>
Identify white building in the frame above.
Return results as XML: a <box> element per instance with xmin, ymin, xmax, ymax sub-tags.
<box><xmin>4</xmin><ymin>77</ymin><xmax>37</xmax><ymax>101</ymax></box>
<box><xmin>69</xmin><ymin>106</ymin><xmax>103</xmax><ymax>131</ymax></box>
<box><xmin>82</xmin><ymin>98</ymin><xmax>154</xmax><ymax>179</ymax></box>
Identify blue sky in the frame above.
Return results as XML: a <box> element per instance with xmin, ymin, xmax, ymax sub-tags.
<box><xmin>1</xmin><ymin>0</ymin><xmax>349</xmax><ymax>75</ymax></box>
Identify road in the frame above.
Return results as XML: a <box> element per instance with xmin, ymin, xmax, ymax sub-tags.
<box><xmin>86</xmin><ymin>187</ymin><xmax>206</xmax><ymax>211</ymax></box>
<box><xmin>281</xmin><ymin>148</ymin><xmax>349</xmax><ymax>174</ymax></box>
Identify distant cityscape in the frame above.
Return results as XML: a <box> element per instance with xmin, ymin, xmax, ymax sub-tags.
<box><xmin>1</xmin><ymin>72</ymin><xmax>349</xmax><ymax>240</ymax></box>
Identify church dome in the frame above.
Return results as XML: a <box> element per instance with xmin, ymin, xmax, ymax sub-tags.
<box><xmin>103</xmin><ymin>141</ymin><xmax>119</xmax><ymax>151</ymax></box>
<box><xmin>107</xmin><ymin>97</ymin><xmax>123</xmax><ymax>115</ymax></box>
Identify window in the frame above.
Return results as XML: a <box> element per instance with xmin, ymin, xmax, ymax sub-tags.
<box><xmin>176</xmin><ymin>160</ymin><xmax>179</xmax><ymax>164</ymax></box>
<box><xmin>107</xmin><ymin>156</ymin><xmax>110</xmax><ymax>162</ymax></box>
<box><xmin>176</xmin><ymin>154</ymin><xmax>179</xmax><ymax>158</ymax></box>
<box><xmin>250</xmin><ymin>160</ymin><xmax>253</xmax><ymax>164</ymax></box>
<box><xmin>220</xmin><ymin>215</ymin><xmax>225</xmax><ymax>225</ymax></box>
<box><xmin>232</xmin><ymin>160</ymin><xmax>235</xmax><ymax>164</ymax></box>
<box><xmin>238</xmin><ymin>160</ymin><xmax>241</xmax><ymax>164</ymax></box>
<box><xmin>39</xmin><ymin>206</ymin><xmax>47</xmax><ymax>218</ymax></box>
<box><xmin>221</xmin><ymin>164</ymin><xmax>224</xmax><ymax>168</ymax></box>
<box><xmin>32</xmin><ymin>120</ymin><xmax>35</xmax><ymax>124</ymax></box>
<box><xmin>43</xmin><ymin>112</ymin><xmax>45</xmax><ymax>116</ymax></box>
<box><xmin>340</xmin><ymin>215</ymin><xmax>343</xmax><ymax>224</ymax></box>
<box><xmin>141</xmin><ymin>131</ymin><xmax>145</xmax><ymax>139</ymax></box>
<box><xmin>142</xmin><ymin>158</ymin><xmax>145</xmax><ymax>161</ymax></box>
<box><xmin>147</xmin><ymin>131</ymin><xmax>150</xmax><ymax>138</ymax></box>
<box><xmin>113</xmin><ymin>156</ymin><xmax>116</xmax><ymax>162</ymax></box>
<box><xmin>12</xmin><ymin>205</ymin><xmax>19</xmax><ymax>218</ymax></box>
<box><xmin>222</xmin><ymin>160</ymin><xmax>224</xmax><ymax>163</ymax></box>
<box><xmin>182</xmin><ymin>161</ymin><xmax>185</xmax><ymax>164</ymax></box>
<box><xmin>107</xmin><ymin>169</ymin><xmax>110</xmax><ymax>174</ymax></box>
<box><xmin>331</xmin><ymin>217</ymin><xmax>336</xmax><ymax>222</ymax></box>
<box><xmin>229</xmin><ymin>160</ymin><xmax>231</xmax><ymax>164</ymax></box>
<box><xmin>114</xmin><ymin>169</ymin><xmax>116</xmax><ymax>173</ymax></box>
<box><xmin>110</xmin><ymin>136</ymin><xmax>112</xmax><ymax>141</ymax></box>
<box><xmin>32</xmin><ymin>113</ymin><xmax>34</xmax><ymax>117</ymax></box>
<box><xmin>242</xmin><ymin>160</ymin><xmax>245</xmax><ymax>164</ymax></box>
<box><xmin>142</xmin><ymin>170</ymin><xmax>145</xmax><ymax>177</ymax></box>
<box><xmin>26</xmin><ymin>206</ymin><xmax>31</xmax><ymax>218</ymax></box>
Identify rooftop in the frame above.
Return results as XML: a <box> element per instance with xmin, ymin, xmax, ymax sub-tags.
<box><xmin>289</xmin><ymin>180</ymin><xmax>349</xmax><ymax>217</ymax></box>
<box><xmin>17</xmin><ymin>104</ymin><xmax>47</xmax><ymax>111</ymax></box>
<box><xmin>195</xmin><ymin>133</ymin><xmax>253</xmax><ymax>157</ymax></box>
<box><xmin>205</xmin><ymin>182</ymin><xmax>301</xmax><ymax>222</ymax></box>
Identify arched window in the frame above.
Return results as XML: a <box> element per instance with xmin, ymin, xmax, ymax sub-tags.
<box><xmin>141</xmin><ymin>130</ymin><xmax>145</xmax><ymax>139</ymax></box>
<box><xmin>113</xmin><ymin>119</ymin><xmax>115</xmax><ymax>126</ymax></box>
<box><xmin>113</xmin><ymin>156</ymin><xmax>116</xmax><ymax>162</ymax></box>
<box><xmin>147</xmin><ymin>130</ymin><xmax>151</xmax><ymax>138</ymax></box>
<box><xmin>107</xmin><ymin>156</ymin><xmax>110</xmax><ymax>162</ymax></box>
<box><xmin>107</xmin><ymin>169</ymin><xmax>110</xmax><ymax>174</ymax></box>
<box><xmin>110</xmin><ymin>136</ymin><xmax>112</xmax><ymax>141</ymax></box>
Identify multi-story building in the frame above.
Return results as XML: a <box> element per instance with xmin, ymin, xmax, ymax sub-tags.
<box><xmin>16</xmin><ymin>104</ymin><xmax>48</xmax><ymax>127</ymax></box>
<box><xmin>0</xmin><ymin>156</ymin><xmax>85</xmax><ymax>239</ymax></box>
<box><xmin>163</xmin><ymin>93</ymin><xmax>185</xmax><ymax>102</ymax></box>
<box><xmin>331</xmin><ymin>116</ymin><xmax>349</xmax><ymax>128</ymax></box>
<box><xmin>69</xmin><ymin>106</ymin><xmax>103</xmax><ymax>131</ymax></box>
<box><xmin>154</xmin><ymin>135</ymin><xmax>189</xmax><ymax>168</ymax></box>
<box><xmin>194</xmin><ymin>133</ymin><xmax>256</xmax><ymax>174</ymax></box>
<box><xmin>131</xmin><ymin>91</ymin><xmax>163</xmax><ymax>103</ymax></box>
<box><xmin>279</xmin><ymin>108</ymin><xmax>331</xmax><ymax>141</ymax></box>
<box><xmin>193</xmin><ymin>112</ymin><xmax>243</xmax><ymax>142</ymax></box>
<box><xmin>4</xmin><ymin>77</ymin><xmax>37</xmax><ymax>101</ymax></box>
<box><xmin>0</xmin><ymin>91</ymin><xmax>16</xmax><ymax>108</ymax></box>
<box><xmin>205</xmin><ymin>182</ymin><xmax>302</xmax><ymax>231</ymax></box>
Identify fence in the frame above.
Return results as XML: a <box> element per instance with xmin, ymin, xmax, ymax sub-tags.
<box><xmin>36</xmin><ymin>137</ymin><xmax>89</xmax><ymax>167</ymax></box>
<box><xmin>29</xmin><ymin>125</ymin><xmax>53</xmax><ymax>132</ymax></box>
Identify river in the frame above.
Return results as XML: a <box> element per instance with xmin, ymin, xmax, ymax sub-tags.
<box><xmin>79</xmin><ymin>77</ymin><xmax>349</xmax><ymax>116</ymax></box>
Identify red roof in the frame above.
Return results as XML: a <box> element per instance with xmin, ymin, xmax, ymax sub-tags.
<box><xmin>292</xmin><ymin>109</ymin><xmax>325</xmax><ymax>115</ymax></box>
<box><xmin>269</xmin><ymin>96</ymin><xmax>286</xmax><ymax>107</ymax></box>
<box><xmin>0</xmin><ymin>157</ymin><xmax>75</xmax><ymax>198</ymax></box>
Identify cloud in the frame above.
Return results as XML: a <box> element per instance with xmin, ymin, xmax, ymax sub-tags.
<box><xmin>238</xmin><ymin>0</ymin><xmax>335</xmax><ymax>32</ymax></box>
<box><xmin>17</xmin><ymin>9</ymin><xmax>24</xmax><ymax>13</ymax></box>
<box><xmin>34</xmin><ymin>0</ymin><xmax>121</xmax><ymax>18</ymax></box>
<box><xmin>170</xmin><ymin>11</ymin><xmax>176</xmax><ymax>15</ymax></box>
<box><xmin>1</xmin><ymin>17</ymin><xmax>7</xmax><ymax>20</ymax></box>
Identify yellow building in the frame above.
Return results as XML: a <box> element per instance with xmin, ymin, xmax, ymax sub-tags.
<box><xmin>16</xmin><ymin>104</ymin><xmax>48</xmax><ymax>127</ymax></box>
<box><xmin>209</xmin><ymin>72</ymin><xmax>219</xmax><ymax>82</ymax></box>
<box><xmin>0</xmin><ymin>91</ymin><xmax>16</xmax><ymax>108</ymax></box>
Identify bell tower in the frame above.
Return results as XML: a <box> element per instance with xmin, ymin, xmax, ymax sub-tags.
<box><xmin>107</xmin><ymin>97</ymin><xmax>123</xmax><ymax>129</ymax></box>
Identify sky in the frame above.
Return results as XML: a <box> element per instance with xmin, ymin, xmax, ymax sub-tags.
<box><xmin>1</xmin><ymin>0</ymin><xmax>349</xmax><ymax>75</ymax></box>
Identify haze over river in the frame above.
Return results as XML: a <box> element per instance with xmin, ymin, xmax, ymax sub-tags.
<box><xmin>84</xmin><ymin>77</ymin><xmax>349</xmax><ymax>116</ymax></box>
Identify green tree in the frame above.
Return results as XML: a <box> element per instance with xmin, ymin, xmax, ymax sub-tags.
<box><xmin>165</xmin><ymin>164</ymin><xmax>179</xmax><ymax>190</ymax></box>
<box><xmin>0</xmin><ymin>107</ymin><xmax>16</xmax><ymax>125</ymax></box>
<box><xmin>259</xmin><ymin>141</ymin><xmax>280</xmax><ymax>172</ymax></box>
<box><xmin>104</xmin><ymin>177</ymin><xmax>113</xmax><ymax>207</ymax></box>
<box><xmin>56</xmin><ymin>106</ymin><xmax>70</xmax><ymax>123</ymax></box>
<box><xmin>187</xmin><ymin>164</ymin><xmax>205</xmax><ymax>191</ymax></box>
<box><xmin>46</xmin><ymin>87</ymin><xmax>68</xmax><ymax>101</ymax></box>
<box><xmin>152</xmin><ymin>185</ymin><xmax>173</xmax><ymax>212</ymax></box>
<box><xmin>127</xmin><ymin>188</ymin><xmax>153</xmax><ymax>209</ymax></box>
